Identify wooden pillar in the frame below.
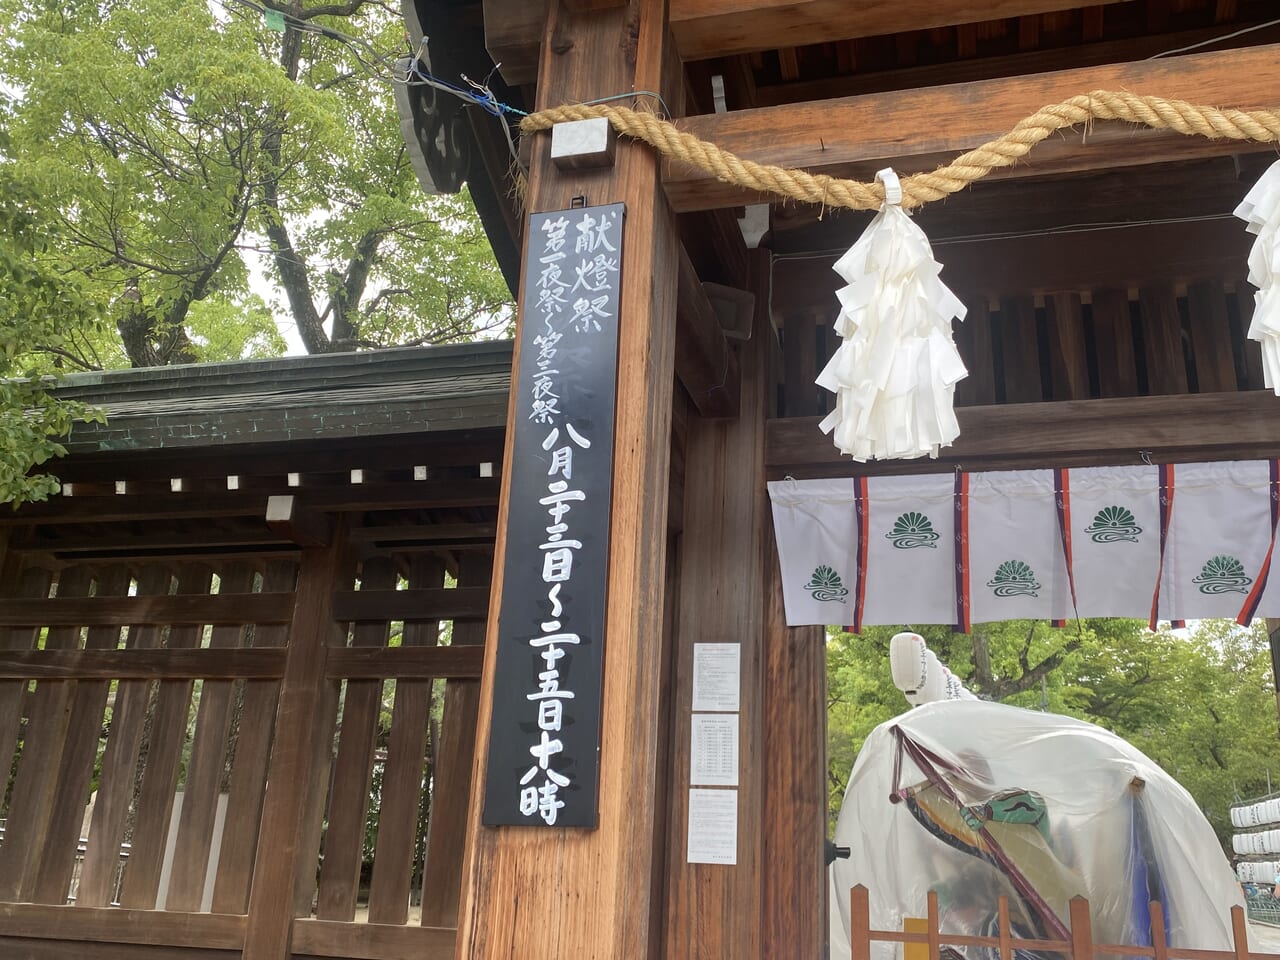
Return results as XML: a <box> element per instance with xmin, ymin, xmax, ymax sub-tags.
<box><xmin>242</xmin><ymin>521</ymin><xmax>350</xmax><ymax>960</ymax></box>
<box><xmin>761</xmin><ymin>539</ymin><xmax>827</xmax><ymax>959</ymax></box>
<box><xmin>663</xmin><ymin>249</ymin><xmax>772</xmax><ymax>960</ymax></box>
<box><xmin>453</xmin><ymin>0</ymin><xmax>681</xmax><ymax>957</ymax></box>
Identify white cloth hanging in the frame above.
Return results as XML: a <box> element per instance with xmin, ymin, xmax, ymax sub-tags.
<box><xmin>861</xmin><ymin>474</ymin><xmax>956</xmax><ymax>627</ymax></box>
<box><xmin>1159</xmin><ymin>460</ymin><xmax>1274</xmax><ymax>621</ymax></box>
<box><xmin>767</xmin><ymin>478</ymin><xmax>858</xmax><ymax>626</ymax></box>
<box><xmin>1065</xmin><ymin>465</ymin><xmax>1162</xmax><ymax>618</ymax></box>
<box><xmin>966</xmin><ymin>469</ymin><xmax>1072</xmax><ymax>624</ymax></box>
<box><xmin>1235</xmin><ymin>159</ymin><xmax>1280</xmax><ymax>393</ymax></box>
<box><xmin>816</xmin><ymin>169</ymin><xmax>968</xmax><ymax>461</ymax></box>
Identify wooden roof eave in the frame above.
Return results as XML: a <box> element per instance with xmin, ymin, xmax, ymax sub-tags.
<box><xmin>484</xmin><ymin>0</ymin><xmax>1132</xmax><ymax>85</ymax></box>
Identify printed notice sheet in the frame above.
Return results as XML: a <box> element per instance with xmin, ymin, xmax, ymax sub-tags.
<box><xmin>686</xmin><ymin>788</ymin><xmax>738</xmax><ymax>865</ymax></box>
<box><xmin>690</xmin><ymin>713</ymin><xmax>739</xmax><ymax>786</ymax></box>
<box><xmin>691</xmin><ymin>643</ymin><xmax>740</xmax><ymax>712</ymax></box>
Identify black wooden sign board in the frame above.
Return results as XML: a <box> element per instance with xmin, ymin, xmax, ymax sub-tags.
<box><xmin>482</xmin><ymin>202</ymin><xmax>624</xmax><ymax>828</ymax></box>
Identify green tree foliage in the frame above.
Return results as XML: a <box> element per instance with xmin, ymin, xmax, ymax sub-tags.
<box><xmin>0</xmin><ymin>138</ymin><xmax>105</xmax><ymax>504</ymax></box>
<box><xmin>0</xmin><ymin>0</ymin><xmax>512</xmax><ymax>496</ymax></box>
<box><xmin>827</xmin><ymin>619</ymin><xmax>1280</xmax><ymax>847</ymax></box>
<box><xmin>1</xmin><ymin>0</ymin><xmax>511</xmax><ymax>370</ymax></box>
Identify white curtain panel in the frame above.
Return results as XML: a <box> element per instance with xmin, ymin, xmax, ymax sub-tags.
<box><xmin>1160</xmin><ymin>460</ymin><xmax>1273</xmax><ymax>621</ymax></box>
<box><xmin>767</xmin><ymin>478</ymin><xmax>858</xmax><ymax>625</ymax></box>
<box><xmin>1066</xmin><ymin>465</ymin><xmax>1162</xmax><ymax>618</ymax></box>
<box><xmin>862</xmin><ymin>474</ymin><xmax>956</xmax><ymax>626</ymax></box>
<box><xmin>768</xmin><ymin>462</ymin><xmax>1280</xmax><ymax>628</ymax></box>
<box><xmin>967</xmin><ymin>469</ymin><xmax>1072</xmax><ymax>623</ymax></box>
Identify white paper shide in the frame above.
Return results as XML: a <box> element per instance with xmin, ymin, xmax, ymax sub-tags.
<box><xmin>1235</xmin><ymin>159</ymin><xmax>1280</xmax><ymax>395</ymax></box>
<box><xmin>816</xmin><ymin>168</ymin><xmax>968</xmax><ymax>461</ymax></box>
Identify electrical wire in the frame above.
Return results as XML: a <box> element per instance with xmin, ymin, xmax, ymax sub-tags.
<box><xmin>770</xmin><ymin>212</ymin><xmax>1241</xmax><ymax>262</ymax></box>
<box><xmin>1147</xmin><ymin>16</ymin><xmax>1280</xmax><ymax>59</ymax></box>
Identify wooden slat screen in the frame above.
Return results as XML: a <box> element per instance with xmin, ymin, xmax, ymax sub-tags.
<box><xmin>794</xmin><ymin>278</ymin><xmax>1263</xmax><ymax>418</ymax></box>
<box><xmin>0</xmin><ymin>514</ymin><xmax>489</xmax><ymax>960</ymax></box>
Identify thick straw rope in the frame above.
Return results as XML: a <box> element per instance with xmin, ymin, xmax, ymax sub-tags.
<box><xmin>519</xmin><ymin>90</ymin><xmax>1280</xmax><ymax>210</ymax></box>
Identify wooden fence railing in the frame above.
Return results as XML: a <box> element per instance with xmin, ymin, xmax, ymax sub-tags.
<box><xmin>0</xmin><ymin>533</ymin><xmax>491</xmax><ymax>960</ymax></box>
<box><xmin>850</xmin><ymin>885</ymin><xmax>1261</xmax><ymax>960</ymax></box>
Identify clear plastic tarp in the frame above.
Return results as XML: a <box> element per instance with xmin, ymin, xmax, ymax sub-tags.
<box><xmin>830</xmin><ymin>700</ymin><xmax>1248</xmax><ymax>959</ymax></box>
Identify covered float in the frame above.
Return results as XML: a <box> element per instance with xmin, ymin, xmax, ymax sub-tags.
<box><xmin>829</xmin><ymin>634</ymin><xmax>1248</xmax><ymax>959</ymax></box>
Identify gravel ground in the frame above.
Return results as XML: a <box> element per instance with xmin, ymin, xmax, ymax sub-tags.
<box><xmin>1251</xmin><ymin>921</ymin><xmax>1280</xmax><ymax>951</ymax></box>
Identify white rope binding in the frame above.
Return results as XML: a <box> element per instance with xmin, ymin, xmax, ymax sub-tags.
<box><xmin>815</xmin><ymin>168</ymin><xmax>969</xmax><ymax>461</ymax></box>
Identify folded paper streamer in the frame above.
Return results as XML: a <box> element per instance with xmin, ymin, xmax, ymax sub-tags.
<box><xmin>816</xmin><ymin>168</ymin><xmax>969</xmax><ymax>461</ymax></box>
<box><xmin>1235</xmin><ymin>158</ymin><xmax>1280</xmax><ymax>394</ymax></box>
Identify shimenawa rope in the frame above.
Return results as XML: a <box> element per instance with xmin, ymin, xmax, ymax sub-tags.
<box><xmin>519</xmin><ymin>90</ymin><xmax>1280</xmax><ymax>211</ymax></box>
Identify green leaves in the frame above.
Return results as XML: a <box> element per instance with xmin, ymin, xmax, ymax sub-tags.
<box><xmin>1</xmin><ymin>0</ymin><xmax>512</xmax><ymax>369</ymax></box>
<box><xmin>0</xmin><ymin>169</ymin><xmax>104</xmax><ymax>505</ymax></box>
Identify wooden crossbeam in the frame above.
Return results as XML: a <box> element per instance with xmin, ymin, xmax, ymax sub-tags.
<box><xmin>0</xmin><ymin>593</ymin><xmax>295</xmax><ymax>627</ymax></box>
<box><xmin>0</xmin><ymin>479</ymin><xmax>501</xmax><ymax>524</ymax></box>
<box><xmin>772</xmin><ymin>218</ymin><xmax>1251</xmax><ymax>312</ymax></box>
<box><xmin>766</xmin><ymin>391</ymin><xmax>1280</xmax><ymax>476</ymax></box>
<box><xmin>485</xmin><ymin>0</ymin><xmax>1124</xmax><ymax>83</ymax></box>
<box><xmin>0</xmin><ymin>903</ymin><xmax>247</xmax><ymax>950</ymax></box>
<box><xmin>0</xmin><ymin>648</ymin><xmax>288</xmax><ymax>680</ymax></box>
<box><xmin>331</xmin><ymin>586</ymin><xmax>489</xmax><ymax>623</ymax></box>
<box><xmin>291</xmin><ymin>919</ymin><xmax>455</xmax><ymax>960</ymax></box>
<box><xmin>324</xmin><ymin>644</ymin><xmax>484</xmax><ymax>680</ymax></box>
<box><xmin>670</xmin><ymin>0</ymin><xmax>1131</xmax><ymax>61</ymax></box>
<box><xmin>666</xmin><ymin>44</ymin><xmax>1280</xmax><ymax>212</ymax></box>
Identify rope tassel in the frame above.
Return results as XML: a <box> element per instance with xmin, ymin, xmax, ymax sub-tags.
<box><xmin>816</xmin><ymin>169</ymin><xmax>968</xmax><ymax>461</ymax></box>
<box><xmin>1236</xmin><ymin>159</ymin><xmax>1280</xmax><ymax>394</ymax></box>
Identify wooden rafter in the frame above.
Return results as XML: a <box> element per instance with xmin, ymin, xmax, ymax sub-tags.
<box><xmin>484</xmin><ymin>0</ymin><xmax>1137</xmax><ymax>83</ymax></box>
<box><xmin>766</xmin><ymin>391</ymin><xmax>1280</xmax><ymax>477</ymax></box>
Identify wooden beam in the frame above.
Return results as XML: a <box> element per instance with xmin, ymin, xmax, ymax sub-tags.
<box><xmin>0</xmin><ymin>593</ymin><xmax>294</xmax><ymax>627</ymax></box>
<box><xmin>290</xmin><ymin>919</ymin><xmax>455</xmax><ymax>960</ymax></box>
<box><xmin>675</xmin><ymin>0</ymin><xmax>1115</xmax><ymax>61</ymax></box>
<box><xmin>665</xmin><ymin>44</ymin><xmax>1280</xmax><ymax>212</ymax></box>
<box><xmin>266</xmin><ymin>494</ymin><xmax>332</xmax><ymax>546</ymax></box>
<box><xmin>331</xmin><ymin>586</ymin><xmax>489</xmax><ymax>622</ymax></box>
<box><xmin>324</xmin><ymin>644</ymin><xmax>485</xmax><ymax>679</ymax></box>
<box><xmin>242</xmin><ymin>526</ymin><xmax>351</xmax><ymax>960</ymax></box>
<box><xmin>766</xmin><ymin>390</ymin><xmax>1280</xmax><ymax>476</ymax></box>
<box><xmin>0</xmin><ymin>940</ymin><xmax>237</xmax><ymax>960</ymax></box>
<box><xmin>0</xmin><ymin>648</ymin><xmax>287</xmax><ymax>680</ymax></box>
<box><xmin>0</xmin><ymin>904</ymin><xmax>245</xmax><ymax>950</ymax></box>
<box><xmin>752</xmin><ymin>20</ymin><xmax>1280</xmax><ymax>107</ymax></box>
<box><xmin>772</xmin><ymin>217</ymin><xmax>1251</xmax><ymax>312</ymax></box>
<box><xmin>487</xmin><ymin>0</ymin><xmax>1132</xmax><ymax>82</ymax></box>
<box><xmin>770</xmin><ymin>154</ymin><xmax>1274</xmax><ymax>260</ymax></box>
<box><xmin>676</xmin><ymin>242</ymin><xmax>740</xmax><ymax>417</ymax></box>
<box><xmin>457</xmin><ymin>0</ymin><xmax>682</xmax><ymax>957</ymax></box>
<box><xmin>1</xmin><ymin>479</ymin><xmax>501</xmax><ymax>524</ymax></box>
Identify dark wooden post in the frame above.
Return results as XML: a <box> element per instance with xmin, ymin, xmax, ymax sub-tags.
<box><xmin>242</xmin><ymin>520</ymin><xmax>350</xmax><ymax>960</ymax></box>
<box><xmin>453</xmin><ymin>0</ymin><xmax>681</xmax><ymax>958</ymax></box>
<box><xmin>762</xmin><ymin>531</ymin><xmax>827</xmax><ymax>960</ymax></box>
<box><xmin>663</xmin><ymin>249</ymin><xmax>771</xmax><ymax>960</ymax></box>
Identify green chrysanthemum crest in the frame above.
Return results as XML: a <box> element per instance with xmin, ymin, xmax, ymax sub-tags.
<box><xmin>987</xmin><ymin>559</ymin><xmax>1041</xmax><ymax>598</ymax></box>
<box><xmin>804</xmin><ymin>564</ymin><xmax>848</xmax><ymax>603</ymax></box>
<box><xmin>1084</xmin><ymin>505</ymin><xmax>1143</xmax><ymax>544</ymax></box>
<box><xmin>1192</xmin><ymin>554</ymin><xmax>1253</xmax><ymax>595</ymax></box>
<box><xmin>886</xmin><ymin>511</ymin><xmax>940</xmax><ymax>549</ymax></box>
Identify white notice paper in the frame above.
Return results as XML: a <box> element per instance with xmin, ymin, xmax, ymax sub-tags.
<box><xmin>686</xmin><ymin>788</ymin><xmax>738</xmax><ymax>865</ymax></box>
<box><xmin>692</xmin><ymin>643</ymin><xmax>740</xmax><ymax>712</ymax></box>
<box><xmin>690</xmin><ymin>714</ymin><xmax>739</xmax><ymax>786</ymax></box>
